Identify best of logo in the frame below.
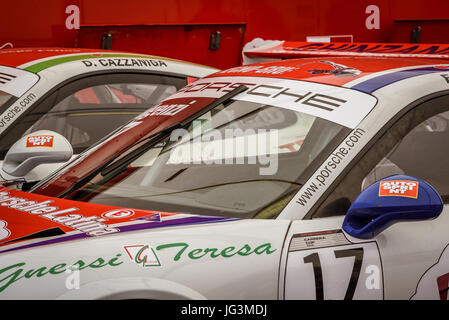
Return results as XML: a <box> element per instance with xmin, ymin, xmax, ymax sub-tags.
<box><xmin>379</xmin><ymin>180</ymin><xmax>419</xmax><ymax>198</ymax></box>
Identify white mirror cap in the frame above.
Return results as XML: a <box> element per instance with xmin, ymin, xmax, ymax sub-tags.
<box><xmin>3</xmin><ymin>130</ymin><xmax>73</xmax><ymax>177</ymax></box>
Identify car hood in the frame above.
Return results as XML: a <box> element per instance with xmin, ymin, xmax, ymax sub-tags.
<box><xmin>0</xmin><ymin>185</ymin><xmax>236</xmax><ymax>255</ymax></box>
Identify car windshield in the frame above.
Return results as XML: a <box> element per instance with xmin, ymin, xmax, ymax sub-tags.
<box><xmin>58</xmin><ymin>97</ymin><xmax>349</xmax><ymax>219</ymax></box>
<box><xmin>34</xmin><ymin>76</ymin><xmax>378</xmax><ymax>219</ymax></box>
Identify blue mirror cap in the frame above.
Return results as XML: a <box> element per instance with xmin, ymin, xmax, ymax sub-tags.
<box><xmin>343</xmin><ymin>175</ymin><xmax>443</xmax><ymax>239</ymax></box>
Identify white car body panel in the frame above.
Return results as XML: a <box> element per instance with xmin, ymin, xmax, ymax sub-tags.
<box><xmin>0</xmin><ymin>219</ymin><xmax>289</xmax><ymax>299</ymax></box>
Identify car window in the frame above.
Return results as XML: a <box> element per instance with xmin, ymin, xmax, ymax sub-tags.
<box><xmin>0</xmin><ymin>73</ymin><xmax>185</xmax><ymax>158</ymax></box>
<box><xmin>362</xmin><ymin>111</ymin><xmax>449</xmax><ymax>194</ymax></box>
<box><xmin>23</xmin><ymin>83</ymin><xmax>177</xmax><ymax>152</ymax></box>
<box><xmin>312</xmin><ymin>95</ymin><xmax>449</xmax><ymax>218</ymax></box>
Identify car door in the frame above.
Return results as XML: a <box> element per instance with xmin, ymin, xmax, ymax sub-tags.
<box><xmin>280</xmin><ymin>94</ymin><xmax>449</xmax><ymax>300</ymax></box>
<box><xmin>0</xmin><ymin>72</ymin><xmax>186</xmax><ymax>184</ymax></box>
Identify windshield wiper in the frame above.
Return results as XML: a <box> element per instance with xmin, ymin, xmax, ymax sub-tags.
<box><xmin>99</xmin><ymin>84</ymin><xmax>248</xmax><ymax>178</ymax></box>
<box><xmin>57</xmin><ymin>85</ymin><xmax>248</xmax><ymax>198</ymax></box>
<box><xmin>126</xmin><ymin>179</ymin><xmax>302</xmax><ymax>199</ymax></box>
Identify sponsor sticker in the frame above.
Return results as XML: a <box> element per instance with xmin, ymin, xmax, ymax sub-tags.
<box><xmin>0</xmin><ymin>254</ymin><xmax>123</xmax><ymax>293</ymax></box>
<box><xmin>379</xmin><ymin>180</ymin><xmax>419</xmax><ymax>198</ymax></box>
<box><xmin>146</xmin><ymin>100</ymin><xmax>197</xmax><ymax>116</ymax></box>
<box><xmin>124</xmin><ymin>244</ymin><xmax>162</xmax><ymax>267</ymax></box>
<box><xmin>81</xmin><ymin>58</ymin><xmax>168</xmax><ymax>68</ymax></box>
<box><xmin>102</xmin><ymin>209</ymin><xmax>135</xmax><ymax>219</ymax></box>
<box><xmin>0</xmin><ymin>190</ymin><xmax>119</xmax><ymax>237</ymax></box>
<box><xmin>289</xmin><ymin>229</ymin><xmax>350</xmax><ymax>251</ymax></box>
<box><xmin>305</xmin><ymin>60</ymin><xmax>361</xmax><ymax>77</ymax></box>
<box><xmin>26</xmin><ymin>135</ymin><xmax>54</xmax><ymax>148</ymax></box>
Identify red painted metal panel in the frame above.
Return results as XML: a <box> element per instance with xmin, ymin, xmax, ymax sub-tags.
<box><xmin>1</xmin><ymin>0</ymin><xmax>448</xmax><ymax>68</ymax></box>
<box><xmin>77</xmin><ymin>25</ymin><xmax>246</xmax><ymax>70</ymax></box>
<box><xmin>389</xmin><ymin>20</ymin><xmax>449</xmax><ymax>43</ymax></box>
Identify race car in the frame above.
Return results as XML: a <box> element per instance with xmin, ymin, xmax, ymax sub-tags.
<box><xmin>0</xmin><ymin>48</ymin><xmax>217</xmax><ymax>186</ymax></box>
<box><xmin>1</xmin><ymin>42</ymin><xmax>449</xmax><ymax>300</ymax></box>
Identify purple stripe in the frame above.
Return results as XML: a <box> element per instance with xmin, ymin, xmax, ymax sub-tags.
<box><xmin>0</xmin><ymin>233</ymin><xmax>85</xmax><ymax>255</ymax></box>
<box><xmin>0</xmin><ymin>216</ymin><xmax>238</xmax><ymax>255</ymax></box>
<box><xmin>117</xmin><ymin>216</ymin><xmax>237</xmax><ymax>233</ymax></box>
<box><xmin>351</xmin><ymin>66</ymin><xmax>449</xmax><ymax>93</ymax></box>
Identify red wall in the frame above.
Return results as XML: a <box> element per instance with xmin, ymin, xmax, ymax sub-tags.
<box><xmin>1</xmin><ymin>0</ymin><xmax>449</xmax><ymax>68</ymax></box>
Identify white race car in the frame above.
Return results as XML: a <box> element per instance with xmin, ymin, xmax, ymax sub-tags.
<box><xmin>0</xmin><ymin>48</ymin><xmax>217</xmax><ymax>186</ymax></box>
<box><xmin>1</xmin><ymin>42</ymin><xmax>449</xmax><ymax>300</ymax></box>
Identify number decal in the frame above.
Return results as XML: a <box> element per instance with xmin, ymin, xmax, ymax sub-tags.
<box><xmin>334</xmin><ymin>248</ymin><xmax>364</xmax><ymax>300</ymax></box>
<box><xmin>303</xmin><ymin>252</ymin><xmax>324</xmax><ymax>300</ymax></box>
<box><xmin>284</xmin><ymin>230</ymin><xmax>383</xmax><ymax>300</ymax></box>
<box><xmin>301</xmin><ymin>248</ymin><xmax>365</xmax><ymax>300</ymax></box>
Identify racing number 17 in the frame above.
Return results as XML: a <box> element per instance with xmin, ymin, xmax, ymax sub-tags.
<box><xmin>303</xmin><ymin>248</ymin><xmax>364</xmax><ymax>300</ymax></box>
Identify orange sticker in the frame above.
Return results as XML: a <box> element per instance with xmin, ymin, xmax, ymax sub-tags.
<box><xmin>379</xmin><ymin>180</ymin><xmax>419</xmax><ymax>198</ymax></box>
<box><xmin>26</xmin><ymin>135</ymin><xmax>54</xmax><ymax>148</ymax></box>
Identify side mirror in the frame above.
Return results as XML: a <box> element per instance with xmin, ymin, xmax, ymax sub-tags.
<box><xmin>2</xmin><ymin>130</ymin><xmax>73</xmax><ymax>177</ymax></box>
<box><xmin>343</xmin><ymin>175</ymin><xmax>443</xmax><ymax>239</ymax></box>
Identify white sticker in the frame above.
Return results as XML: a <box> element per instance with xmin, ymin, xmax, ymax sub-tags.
<box><xmin>285</xmin><ymin>230</ymin><xmax>383</xmax><ymax>300</ymax></box>
<box><xmin>171</xmin><ymin>76</ymin><xmax>377</xmax><ymax>128</ymax></box>
<box><xmin>0</xmin><ymin>66</ymin><xmax>39</xmax><ymax>97</ymax></box>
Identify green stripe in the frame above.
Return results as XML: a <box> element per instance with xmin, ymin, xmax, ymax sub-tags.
<box><xmin>24</xmin><ymin>53</ymin><xmax>197</xmax><ymax>73</ymax></box>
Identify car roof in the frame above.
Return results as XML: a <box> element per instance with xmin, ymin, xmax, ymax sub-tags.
<box><xmin>209</xmin><ymin>56</ymin><xmax>449</xmax><ymax>89</ymax></box>
<box><xmin>0</xmin><ymin>47</ymin><xmax>217</xmax><ymax>72</ymax></box>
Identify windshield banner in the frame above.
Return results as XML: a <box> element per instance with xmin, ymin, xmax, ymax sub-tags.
<box><xmin>0</xmin><ymin>66</ymin><xmax>39</xmax><ymax>97</ymax></box>
<box><xmin>171</xmin><ymin>76</ymin><xmax>377</xmax><ymax>128</ymax></box>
